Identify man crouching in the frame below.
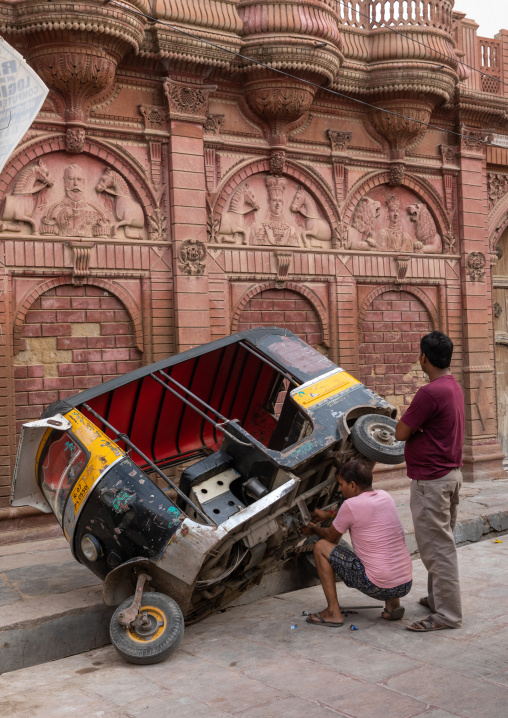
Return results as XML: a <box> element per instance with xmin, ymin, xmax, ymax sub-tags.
<box><xmin>303</xmin><ymin>460</ymin><xmax>412</xmax><ymax>627</ymax></box>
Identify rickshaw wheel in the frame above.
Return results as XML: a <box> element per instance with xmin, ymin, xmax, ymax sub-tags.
<box><xmin>110</xmin><ymin>592</ymin><xmax>184</xmax><ymax>665</ymax></box>
<box><xmin>350</xmin><ymin>414</ymin><xmax>405</xmax><ymax>465</ymax></box>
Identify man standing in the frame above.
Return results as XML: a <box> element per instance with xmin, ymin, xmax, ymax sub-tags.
<box><xmin>395</xmin><ymin>330</ymin><xmax>465</xmax><ymax>632</ymax></box>
<box><xmin>303</xmin><ymin>460</ymin><xmax>412</xmax><ymax>627</ymax></box>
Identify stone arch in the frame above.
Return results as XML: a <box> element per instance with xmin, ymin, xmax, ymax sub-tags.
<box><xmin>212</xmin><ymin>157</ymin><xmax>340</xmax><ymax>233</ymax></box>
<box><xmin>358</xmin><ymin>286</ymin><xmax>436</xmax><ymax>414</ymax></box>
<box><xmin>14</xmin><ymin>277</ymin><xmax>143</xmax><ymax>354</ymax></box>
<box><xmin>0</xmin><ymin>134</ymin><xmax>157</xmax><ymax>215</ymax></box>
<box><xmin>231</xmin><ymin>281</ymin><xmax>330</xmax><ymax>348</ymax></box>
<box><xmin>489</xmin><ymin>197</ymin><xmax>508</xmax><ymax>256</ymax></box>
<box><xmin>343</xmin><ymin>170</ymin><xmax>449</xmax><ymax>236</ymax></box>
<box><xmin>358</xmin><ymin>284</ymin><xmax>439</xmax><ymax>329</ymax></box>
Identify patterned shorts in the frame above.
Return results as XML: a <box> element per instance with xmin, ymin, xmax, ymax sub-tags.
<box><xmin>328</xmin><ymin>544</ymin><xmax>412</xmax><ymax>601</ymax></box>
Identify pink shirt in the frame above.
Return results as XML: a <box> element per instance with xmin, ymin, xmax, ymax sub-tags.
<box><xmin>333</xmin><ymin>490</ymin><xmax>412</xmax><ymax>588</ymax></box>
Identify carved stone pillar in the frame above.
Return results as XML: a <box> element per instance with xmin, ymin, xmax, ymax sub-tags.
<box><xmin>327</xmin><ymin>130</ymin><xmax>351</xmax><ymax>204</ymax></box>
<box><xmin>164</xmin><ymin>78</ymin><xmax>215</xmax><ymax>351</ymax></box>
<box><xmin>457</xmin><ymin>127</ymin><xmax>505</xmax><ymax>480</ymax></box>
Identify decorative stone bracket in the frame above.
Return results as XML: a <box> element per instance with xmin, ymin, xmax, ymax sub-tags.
<box><xmin>68</xmin><ymin>242</ymin><xmax>94</xmax><ymax>286</ymax></box>
<box><xmin>275</xmin><ymin>251</ymin><xmax>292</xmax><ymax>286</ymax></box>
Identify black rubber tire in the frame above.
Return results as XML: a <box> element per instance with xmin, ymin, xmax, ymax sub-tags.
<box><xmin>110</xmin><ymin>591</ymin><xmax>184</xmax><ymax>665</ymax></box>
<box><xmin>350</xmin><ymin>414</ymin><xmax>405</xmax><ymax>465</ymax></box>
<box><xmin>303</xmin><ymin>538</ymin><xmax>354</xmax><ymax>581</ymax></box>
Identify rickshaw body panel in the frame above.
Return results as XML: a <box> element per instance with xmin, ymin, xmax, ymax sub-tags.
<box><xmin>11</xmin><ymin>328</ymin><xmax>399</xmax><ymax>626</ymax></box>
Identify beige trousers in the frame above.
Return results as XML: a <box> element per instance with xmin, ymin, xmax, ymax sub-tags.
<box><xmin>410</xmin><ymin>468</ymin><xmax>462</xmax><ymax>628</ymax></box>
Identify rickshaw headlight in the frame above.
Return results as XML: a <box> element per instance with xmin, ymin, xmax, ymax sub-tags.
<box><xmin>81</xmin><ymin>534</ymin><xmax>102</xmax><ymax>562</ymax></box>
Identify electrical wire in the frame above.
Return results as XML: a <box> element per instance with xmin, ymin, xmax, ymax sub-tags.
<box><xmin>105</xmin><ymin>0</ymin><xmax>504</xmax><ymax>149</ymax></box>
<box><xmin>333</xmin><ymin>0</ymin><xmax>508</xmax><ymax>92</ymax></box>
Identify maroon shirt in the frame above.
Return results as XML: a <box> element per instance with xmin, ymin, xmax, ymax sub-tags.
<box><xmin>401</xmin><ymin>374</ymin><xmax>465</xmax><ymax>480</ymax></box>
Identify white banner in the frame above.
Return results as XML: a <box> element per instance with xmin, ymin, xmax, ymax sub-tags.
<box><xmin>0</xmin><ymin>38</ymin><xmax>48</xmax><ymax>175</ymax></box>
<box><xmin>491</xmin><ymin>134</ymin><xmax>508</xmax><ymax>149</ymax></box>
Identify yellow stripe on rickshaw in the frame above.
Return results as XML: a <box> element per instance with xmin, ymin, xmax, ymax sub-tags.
<box><xmin>291</xmin><ymin>370</ymin><xmax>359</xmax><ymax>408</ymax></box>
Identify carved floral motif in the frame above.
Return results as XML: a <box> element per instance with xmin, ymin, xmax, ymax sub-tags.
<box><xmin>440</xmin><ymin>145</ymin><xmax>456</xmax><ymax>165</ymax></box>
<box><xmin>139</xmin><ymin>105</ymin><xmax>165</xmax><ymax>131</ymax></box>
<box><xmin>66</xmin><ymin>128</ymin><xmax>86</xmax><ymax>153</ymax></box>
<box><xmin>461</xmin><ymin>127</ymin><xmax>489</xmax><ymax>152</ymax></box>
<box><xmin>147</xmin><ymin>208</ymin><xmax>167</xmax><ymax>242</ymax></box>
<box><xmin>270</xmin><ymin>151</ymin><xmax>286</xmax><ymax>176</ymax></box>
<box><xmin>179</xmin><ymin>239</ymin><xmax>206</xmax><ymax>275</ymax></box>
<box><xmin>494</xmin><ymin>302</ymin><xmax>503</xmax><ymax>319</ymax></box>
<box><xmin>467</xmin><ymin>252</ymin><xmax>486</xmax><ymax>281</ymax></box>
<box><xmin>327</xmin><ymin>130</ymin><xmax>352</xmax><ymax>153</ymax></box>
<box><xmin>389</xmin><ymin>163</ymin><xmax>405</xmax><ymax>186</ymax></box>
<box><xmin>488</xmin><ymin>173</ymin><xmax>508</xmax><ymax>211</ymax></box>
<box><xmin>203</xmin><ymin>114</ymin><xmax>224</xmax><ymax>135</ymax></box>
<box><xmin>442</xmin><ymin>229</ymin><xmax>457</xmax><ymax>254</ymax></box>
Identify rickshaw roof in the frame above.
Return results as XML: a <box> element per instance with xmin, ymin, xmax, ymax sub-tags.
<box><xmin>42</xmin><ymin>328</ymin><xmax>336</xmax><ymax>469</ymax></box>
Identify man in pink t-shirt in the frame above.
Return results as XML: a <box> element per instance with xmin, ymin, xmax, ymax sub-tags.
<box><xmin>303</xmin><ymin>460</ymin><xmax>412</xmax><ymax>628</ymax></box>
<box><xmin>395</xmin><ymin>330</ymin><xmax>464</xmax><ymax>633</ymax></box>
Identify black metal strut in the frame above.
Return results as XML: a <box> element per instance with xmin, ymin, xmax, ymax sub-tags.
<box><xmin>81</xmin><ymin>402</ymin><xmax>215</xmax><ymax>525</ymax></box>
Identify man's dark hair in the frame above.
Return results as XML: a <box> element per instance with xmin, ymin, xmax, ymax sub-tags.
<box><xmin>337</xmin><ymin>459</ymin><xmax>373</xmax><ymax>490</ymax></box>
<box><xmin>420</xmin><ymin>330</ymin><xmax>453</xmax><ymax>369</ymax></box>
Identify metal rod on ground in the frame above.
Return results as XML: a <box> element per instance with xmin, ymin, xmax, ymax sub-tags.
<box><xmin>149</xmin><ymin>372</ymin><xmax>251</xmax><ymax>447</ymax></box>
<box><xmin>81</xmin><ymin>402</ymin><xmax>214</xmax><ymax>525</ymax></box>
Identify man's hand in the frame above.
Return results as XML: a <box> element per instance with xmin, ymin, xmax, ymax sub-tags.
<box><xmin>301</xmin><ymin>522</ymin><xmax>318</xmax><ymax>536</ymax></box>
<box><xmin>311</xmin><ymin>508</ymin><xmax>332</xmax><ymax>523</ymax></box>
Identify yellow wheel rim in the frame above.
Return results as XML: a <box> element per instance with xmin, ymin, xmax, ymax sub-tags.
<box><xmin>126</xmin><ymin>605</ymin><xmax>167</xmax><ymax>643</ymax></box>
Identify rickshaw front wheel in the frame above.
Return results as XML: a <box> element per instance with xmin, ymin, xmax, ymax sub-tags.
<box><xmin>110</xmin><ymin>592</ymin><xmax>184</xmax><ymax>665</ymax></box>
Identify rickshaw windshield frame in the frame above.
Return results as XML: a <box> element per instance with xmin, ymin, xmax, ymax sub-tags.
<box><xmin>37</xmin><ymin>429</ymin><xmax>89</xmax><ymax>525</ymax></box>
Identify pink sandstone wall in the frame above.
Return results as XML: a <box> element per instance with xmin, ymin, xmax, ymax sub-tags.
<box><xmin>1</xmin><ymin>0</ymin><xmax>508</xmax><ymax>523</ymax></box>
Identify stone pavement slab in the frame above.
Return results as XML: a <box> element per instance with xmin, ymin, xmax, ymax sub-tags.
<box><xmin>1</xmin><ymin>476</ymin><xmax>507</xmax><ymax>674</ymax></box>
<box><xmin>1</xmin><ymin>539</ymin><xmax>508</xmax><ymax>718</ymax></box>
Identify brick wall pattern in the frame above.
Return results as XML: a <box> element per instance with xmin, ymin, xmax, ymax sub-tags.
<box><xmin>14</xmin><ymin>285</ymin><xmax>142</xmax><ymax>435</ymax></box>
<box><xmin>235</xmin><ymin>289</ymin><xmax>323</xmax><ymax>348</ymax></box>
<box><xmin>358</xmin><ymin>290</ymin><xmax>433</xmax><ymax>413</ymax></box>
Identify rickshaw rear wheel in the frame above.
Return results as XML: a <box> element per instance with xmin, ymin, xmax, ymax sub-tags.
<box><xmin>350</xmin><ymin>414</ymin><xmax>405</xmax><ymax>465</ymax></box>
<box><xmin>110</xmin><ymin>591</ymin><xmax>184</xmax><ymax>665</ymax></box>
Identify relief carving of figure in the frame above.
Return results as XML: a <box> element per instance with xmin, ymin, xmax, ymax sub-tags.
<box><xmin>406</xmin><ymin>203</ymin><xmax>442</xmax><ymax>253</ymax></box>
<box><xmin>347</xmin><ymin>196</ymin><xmax>380</xmax><ymax>250</ymax></box>
<box><xmin>378</xmin><ymin>194</ymin><xmax>414</xmax><ymax>252</ymax></box>
<box><xmin>290</xmin><ymin>185</ymin><xmax>332</xmax><ymax>248</ymax></box>
<box><xmin>0</xmin><ymin>160</ymin><xmax>54</xmax><ymax>233</ymax></box>
<box><xmin>40</xmin><ymin>164</ymin><xmax>109</xmax><ymax>238</ymax></box>
<box><xmin>217</xmin><ymin>183</ymin><xmax>259</xmax><ymax>245</ymax></box>
<box><xmin>253</xmin><ymin>176</ymin><xmax>300</xmax><ymax>247</ymax></box>
<box><xmin>95</xmin><ymin>168</ymin><xmax>144</xmax><ymax>239</ymax></box>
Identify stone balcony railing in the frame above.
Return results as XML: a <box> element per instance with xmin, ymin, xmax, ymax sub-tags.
<box><xmin>478</xmin><ymin>37</ymin><xmax>503</xmax><ymax>95</ymax></box>
<box><xmin>336</xmin><ymin>0</ymin><xmax>453</xmax><ymax>33</ymax></box>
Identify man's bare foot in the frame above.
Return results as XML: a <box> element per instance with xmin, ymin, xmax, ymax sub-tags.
<box><xmin>381</xmin><ymin>599</ymin><xmax>405</xmax><ymax>620</ymax></box>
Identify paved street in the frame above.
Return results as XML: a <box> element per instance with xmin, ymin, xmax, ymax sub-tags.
<box><xmin>1</xmin><ymin>538</ymin><xmax>507</xmax><ymax>718</ymax></box>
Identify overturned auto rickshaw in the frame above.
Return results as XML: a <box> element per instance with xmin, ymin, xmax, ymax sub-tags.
<box><xmin>11</xmin><ymin>328</ymin><xmax>404</xmax><ymax>664</ymax></box>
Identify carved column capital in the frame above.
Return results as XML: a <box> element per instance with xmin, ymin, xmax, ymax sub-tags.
<box><xmin>164</xmin><ymin>79</ymin><xmax>216</xmax><ymax>123</ymax></box>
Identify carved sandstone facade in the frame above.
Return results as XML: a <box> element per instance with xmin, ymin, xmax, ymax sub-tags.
<box><xmin>1</xmin><ymin>1</ymin><xmax>508</xmax><ymax>529</ymax></box>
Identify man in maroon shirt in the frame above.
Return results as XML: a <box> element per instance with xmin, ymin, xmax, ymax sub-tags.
<box><xmin>395</xmin><ymin>330</ymin><xmax>465</xmax><ymax>632</ymax></box>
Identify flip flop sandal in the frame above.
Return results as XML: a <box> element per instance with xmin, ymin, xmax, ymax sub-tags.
<box><xmin>306</xmin><ymin>613</ymin><xmax>344</xmax><ymax>628</ymax></box>
<box><xmin>406</xmin><ymin>616</ymin><xmax>451</xmax><ymax>632</ymax></box>
<box><xmin>381</xmin><ymin>606</ymin><xmax>405</xmax><ymax>621</ymax></box>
